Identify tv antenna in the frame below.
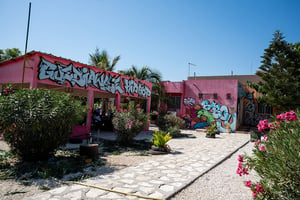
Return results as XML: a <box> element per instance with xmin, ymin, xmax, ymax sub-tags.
<box><xmin>188</xmin><ymin>62</ymin><xmax>197</xmax><ymax>77</ymax></box>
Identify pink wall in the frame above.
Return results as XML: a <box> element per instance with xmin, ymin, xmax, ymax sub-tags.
<box><xmin>163</xmin><ymin>81</ymin><xmax>183</xmax><ymax>94</ymax></box>
<box><xmin>163</xmin><ymin>79</ymin><xmax>238</xmax><ymax>132</ymax></box>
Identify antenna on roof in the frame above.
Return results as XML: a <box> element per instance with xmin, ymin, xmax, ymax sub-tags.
<box><xmin>188</xmin><ymin>62</ymin><xmax>197</xmax><ymax>77</ymax></box>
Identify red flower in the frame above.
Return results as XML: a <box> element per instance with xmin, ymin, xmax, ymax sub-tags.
<box><xmin>238</xmin><ymin>155</ymin><xmax>244</xmax><ymax>162</ymax></box>
<box><xmin>137</xmin><ymin>104</ymin><xmax>140</xmax><ymax>107</ymax></box>
<box><xmin>259</xmin><ymin>145</ymin><xmax>265</xmax><ymax>152</ymax></box>
<box><xmin>124</xmin><ymin>109</ymin><xmax>127</xmax><ymax>112</ymax></box>
<box><xmin>127</xmin><ymin>123</ymin><xmax>130</xmax><ymax>128</ymax></box>
<box><xmin>256</xmin><ymin>184</ymin><xmax>264</xmax><ymax>193</ymax></box>
<box><xmin>130</xmin><ymin>121</ymin><xmax>135</xmax><ymax>124</ymax></box>
<box><xmin>245</xmin><ymin>180</ymin><xmax>252</xmax><ymax>188</ymax></box>
<box><xmin>254</xmin><ymin>140</ymin><xmax>261</xmax><ymax>146</ymax></box>
<box><xmin>263</xmin><ymin>135</ymin><xmax>268</xmax><ymax>142</ymax></box>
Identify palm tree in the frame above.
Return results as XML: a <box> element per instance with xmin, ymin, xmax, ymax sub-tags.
<box><xmin>124</xmin><ymin>65</ymin><xmax>161</xmax><ymax>83</ymax></box>
<box><xmin>89</xmin><ymin>47</ymin><xmax>120</xmax><ymax>71</ymax></box>
<box><xmin>0</xmin><ymin>48</ymin><xmax>22</xmax><ymax>62</ymax></box>
<box><xmin>124</xmin><ymin>66</ymin><xmax>166</xmax><ymax>111</ymax></box>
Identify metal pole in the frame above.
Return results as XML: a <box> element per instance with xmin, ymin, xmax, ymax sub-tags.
<box><xmin>21</xmin><ymin>2</ymin><xmax>31</xmax><ymax>88</ymax></box>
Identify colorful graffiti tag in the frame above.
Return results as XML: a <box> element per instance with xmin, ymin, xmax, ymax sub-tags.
<box><xmin>182</xmin><ymin>97</ymin><xmax>236</xmax><ymax>131</ymax></box>
<box><xmin>201</xmin><ymin>100</ymin><xmax>236</xmax><ymax>132</ymax></box>
<box><xmin>38</xmin><ymin>57</ymin><xmax>151</xmax><ymax>98</ymax></box>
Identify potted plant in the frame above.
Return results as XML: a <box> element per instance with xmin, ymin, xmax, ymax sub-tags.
<box><xmin>205</xmin><ymin>122</ymin><xmax>218</xmax><ymax>138</ymax></box>
<box><xmin>150</xmin><ymin>131</ymin><xmax>172</xmax><ymax>154</ymax></box>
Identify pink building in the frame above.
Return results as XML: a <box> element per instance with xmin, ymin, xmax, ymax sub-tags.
<box><xmin>163</xmin><ymin>75</ymin><xmax>271</xmax><ymax>132</ymax></box>
<box><xmin>0</xmin><ymin>51</ymin><xmax>152</xmax><ymax>137</ymax></box>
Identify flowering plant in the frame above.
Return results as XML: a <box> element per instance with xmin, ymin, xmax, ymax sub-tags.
<box><xmin>237</xmin><ymin>110</ymin><xmax>299</xmax><ymax>199</ymax></box>
<box><xmin>1</xmin><ymin>83</ymin><xmax>15</xmax><ymax>96</ymax></box>
<box><xmin>112</xmin><ymin>101</ymin><xmax>149</xmax><ymax>145</ymax></box>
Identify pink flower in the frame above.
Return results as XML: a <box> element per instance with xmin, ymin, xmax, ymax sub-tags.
<box><xmin>263</xmin><ymin>135</ymin><xmax>268</xmax><ymax>142</ymax></box>
<box><xmin>236</xmin><ymin>168</ymin><xmax>243</xmax><ymax>176</ymax></box>
<box><xmin>137</xmin><ymin>108</ymin><xmax>141</xmax><ymax>111</ymax></box>
<box><xmin>259</xmin><ymin>145</ymin><xmax>265</xmax><ymax>152</ymax></box>
<box><xmin>126</xmin><ymin>123</ymin><xmax>130</xmax><ymax>128</ymax></box>
<box><xmin>140</xmin><ymin>122</ymin><xmax>143</xmax><ymax>125</ymax></box>
<box><xmin>137</xmin><ymin>104</ymin><xmax>140</xmax><ymax>107</ymax></box>
<box><xmin>156</xmin><ymin>112</ymin><xmax>159</xmax><ymax>115</ymax></box>
<box><xmin>242</xmin><ymin>167</ymin><xmax>249</xmax><ymax>175</ymax></box>
<box><xmin>254</xmin><ymin>140</ymin><xmax>261</xmax><ymax>146</ymax></box>
<box><xmin>120</xmin><ymin>109</ymin><xmax>123</xmax><ymax>112</ymax></box>
<box><xmin>238</xmin><ymin>155</ymin><xmax>244</xmax><ymax>162</ymax></box>
<box><xmin>124</xmin><ymin>109</ymin><xmax>127</xmax><ymax>112</ymax></box>
<box><xmin>257</xmin><ymin>119</ymin><xmax>270</xmax><ymax>132</ymax></box>
<box><xmin>130</xmin><ymin>121</ymin><xmax>135</xmax><ymax>124</ymax></box>
<box><xmin>277</xmin><ymin>113</ymin><xmax>285</xmax><ymax>121</ymax></box>
<box><xmin>256</xmin><ymin>184</ymin><xmax>264</xmax><ymax>193</ymax></box>
<box><xmin>128</xmin><ymin>109</ymin><xmax>131</xmax><ymax>112</ymax></box>
<box><xmin>245</xmin><ymin>180</ymin><xmax>252</xmax><ymax>188</ymax></box>
<box><xmin>252</xmin><ymin>192</ymin><xmax>257</xmax><ymax>198</ymax></box>
<box><xmin>285</xmin><ymin>110</ymin><xmax>298</xmax><ymax>121</ymax></box>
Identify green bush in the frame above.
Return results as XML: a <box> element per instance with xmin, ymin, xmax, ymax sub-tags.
<box><xmin>237</xmin><ymin>110</ymin><xmax>300</xmax><ymax>199</ymax></box>
<box><xmin>112</xmin><ymin>102</ymin><xmax>149</xmax><ymax>145</ymax></box>
<box><xmin>155</xmin><ymin>114</ymin><xmax>184</xmax><ymax>134</ymax></box>
<box><xmin>0</xmin><ymin>88</ymin><xmax>86</xmax><ymax>161</ymax></box>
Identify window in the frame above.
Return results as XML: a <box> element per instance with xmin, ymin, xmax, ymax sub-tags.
<box><xmin>167</xmin><ymin>96</ymin><xmax>181</xmax><ymax>109</ymax></box>
<box><xmin>258</xmin><ymin>103</ymin><xmax>273</xmax><ymax>114</ymax></box>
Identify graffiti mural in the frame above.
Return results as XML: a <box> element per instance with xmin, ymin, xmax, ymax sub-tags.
<box><xmin>123</xmin><ymin>79</ymin><xmax>151</xmax><ymax>98</ymax></box>
<box><xmin>201</xmin><ymin>100</ymin><xmax>236</xmax><ymax>132</ymax></box>
<box><xmin>183</xmin><ymin>97</ymin><xmax>196</xmax><ymax>107</ymax></box>
<box><xmin>38</xmin><ymin>57</ymin><xmax>151</xmax><ymax>98</ymax></box>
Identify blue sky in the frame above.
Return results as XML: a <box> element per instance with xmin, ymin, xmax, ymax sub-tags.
<box><xmin>1</xmin><ymin>0</ymin><xmax>300</xmax><ymax>81</ymax></box>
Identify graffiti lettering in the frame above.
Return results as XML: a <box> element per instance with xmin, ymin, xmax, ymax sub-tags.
<box><xmin>201</xmin><ymin>100</ymin><xmax>231</xmax><ymax>122</ymax></box>
<box><xmin>200</xmin><ymin>100</ymin><xmax>237</xmax><ymax>132</ymax></box>
<box><xmin>38</xmin><ymin>57</ymin><xmax>125</xmax><ymax>94</ymax></box>
<box><xmin>123</xmin><ymin>79</ymin><xmax>151</xmax><ymax>98</ymax></box>
<box><xmin>183</xmin><ymin>97</ymin><xmax>195</xmax><ymax>107</ymax></box>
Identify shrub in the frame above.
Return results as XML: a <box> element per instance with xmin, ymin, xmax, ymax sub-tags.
<box><xmin>155</xmin><ymin>114</ymin><xmax>185</xmax><ymax>135</ymax></box>
<box><xmin>150</xmin><ymin>110</ymin><xmax>159</xmax><ymax>121</ymax></box>
<box><xmin>0</xmin><ymin>88</ymin><xmax>86</xmax><ymax>161</ymax></box>
<box><xmin>112</xmin><ymin>102</ymin><xmax>149</xmax><ymax>145</ymax></box>
<box><xmin>237</xmin><ymin>110</ymin><xmax>300</xmax><ymax>199</ymax></box>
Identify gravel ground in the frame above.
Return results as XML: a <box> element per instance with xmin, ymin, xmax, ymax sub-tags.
<box><xmin>170</xmin><ymin>142</ymin><xmax>259</xmax><ymax>200</ymax></box>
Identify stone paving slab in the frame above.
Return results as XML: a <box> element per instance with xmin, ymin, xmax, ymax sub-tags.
<box><xmin>24</xmin><ymin>130</ymin><xmax>250</xmax><ymax>200</ymax></box>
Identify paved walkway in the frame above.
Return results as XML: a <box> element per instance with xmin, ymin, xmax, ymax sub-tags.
<box><xmin>24</xmin><ymin>130</ymin><xmax>250</xmax><ymax>200</ymax></box>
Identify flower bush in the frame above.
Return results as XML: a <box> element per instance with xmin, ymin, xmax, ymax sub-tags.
<box><xmin>237</xmin><ymin>110</ymin><xmax>300</xmax><ymax>199</ymax></box>
<box><xmin>112</xmin><ymin>102</ymin><xmax>149</xmax><ymax>145</ymax></box>
<box><xmin>0</xmin><ymin>88</ymin><xmax>86</xmax><ymax>161</ymax></box>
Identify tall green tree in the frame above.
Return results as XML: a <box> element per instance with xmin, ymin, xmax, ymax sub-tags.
<box><xmin>249</xmin><ymin>31</ymin><xmax>300</xmax><ymax>111</ymax></box>
<box><xmin>89</xmin><ymin>47</ymin><xmax>120</xmax><ymax>71</ymax></box>
<box><xmin>0</xmin><ymin>48</ymin><xmax>22</xmax><ymax>62</ymax></box>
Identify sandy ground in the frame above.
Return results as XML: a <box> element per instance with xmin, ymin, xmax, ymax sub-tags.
<box><xmin>0</xmin><ymin>138</ymin><xmax>160</xmax><ymax>200</ymax></box>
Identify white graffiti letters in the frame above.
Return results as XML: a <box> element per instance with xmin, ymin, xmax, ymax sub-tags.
<box><xmin>183</xmin><ymin>98</ymin><xmax>195</xmax><ymax>107</ymax></box>
<box><xmin>123</xmin><ymin>79</ymin><xmax>151</xmax><ymax>98</ymax></box>
<box><xmin>38</xmin><ymin>57</ymin><xmax>152</xmax><ymax>97</ymax></box>
<box><xmin>38</xmin><ymin>57</ymin><xmax>125</xmax><ymax>94</ymax></box>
